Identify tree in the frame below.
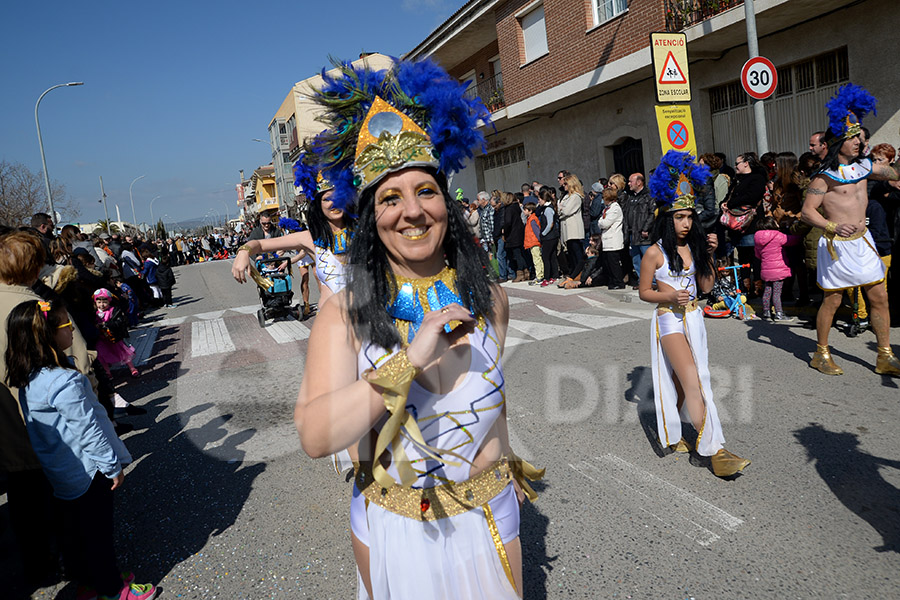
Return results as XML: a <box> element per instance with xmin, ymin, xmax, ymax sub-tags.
<box><xmin>154</xmin><ymin>219</ymin><xmax>166</xmax><ymax>240</ymax></box>
<box><xmin>0</xmin><ymin>160</ymin><xmax>80</xmax><ymax>227</ymax></box>
<box><xmin>93</xmin><ymin>220</ymin><xmax>120</xmax><ymax>235</ymax></box>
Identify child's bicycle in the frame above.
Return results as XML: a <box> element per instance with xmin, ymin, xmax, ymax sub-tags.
<box><xmin>703</xmin><ymin>264</ymin><xmax>752</xmax><ymax>320</ymax></box>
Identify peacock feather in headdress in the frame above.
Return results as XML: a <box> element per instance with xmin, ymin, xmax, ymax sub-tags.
<box><xmin>825</xmin><ymin>83</ymin><xmax>877</xmax><ymax>143</ymax></box>
<box><xmin>305</xmin><ymin>57</ymin><xmax>490</xmax><ymax>211</ymax></box>
<box><xmin>647</xmin><ymin>150</ymin><xmax>711</xmax><ymax>212</ymax></box>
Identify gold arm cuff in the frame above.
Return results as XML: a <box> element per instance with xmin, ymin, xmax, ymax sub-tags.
<box><xmin>508</xmin><ymin>451</ymin><xmax>546</xmax><ymax>503</ymax></box>
<box><xmin>356</xmin><ymin>458</ymin><xmax>511</xmax><ymax>521</ymax></box>
<box><xmin>825</xmin><ymin>221</ymin><xmax>838</xmax><ymax>235</ymax></box>
<box><xmin>362</xmin><ymin>350</ymin><xmax>471</xmax><ymax>489</ymax></box>
<box><xmin>238</xmin><ymin>243</ymin><xmax>255</xmax><ymax>254</ymax></box>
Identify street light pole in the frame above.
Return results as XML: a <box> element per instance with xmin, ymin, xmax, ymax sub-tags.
<box><xmin>35</xmin><ymin>81</ymin><xmax>84</xmax><ymax>225</ymax></box>
<box><xmin>99</xmin><ymin>176</ymin><xmax>110</xmax><ymax>235</ymax></box>
<box><xmin>129</xmin><ymin>175</ymin><xmax>145</xmax><ymax>230</ymax></box>
<box><xmin>149</xmin><ymin>195</ymin><xmax>162</xmax><ymax>238</ymax></box>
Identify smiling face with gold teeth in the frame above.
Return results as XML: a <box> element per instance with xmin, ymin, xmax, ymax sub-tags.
<box><xmin>373</xmin><ymin>167</ymin><xmax>448</xmax><ymax>278</ymax></box>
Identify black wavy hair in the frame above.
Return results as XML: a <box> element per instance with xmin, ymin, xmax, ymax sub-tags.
<box><xmin>5</xmin><ymin>299</ymin><xmax>73</xmax><ymax>388</ymax></box>
<box><xmin>346</xmin><ymin>168</ymin><xmax>495</xmax><ymax>349</ymax></box>
<box><xmin>307</xmin><ymin>191</ymin><xmax>354</xmax><ymax>252</ymax></box>
<box><xmin>819</xmin><ymin>132</ymin><xmax>864</xmax><ymax>173</ymax></box>
<box><xmin>650</xmin><ymin>207</ymin><xmax>713</xmax><ymax>281</ymax></box>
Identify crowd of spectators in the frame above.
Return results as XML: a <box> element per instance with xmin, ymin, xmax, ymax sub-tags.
<box><xmin>457</xmin><ymin>130</ymin><xmax>900</xmax><ymax>324</ymax></box>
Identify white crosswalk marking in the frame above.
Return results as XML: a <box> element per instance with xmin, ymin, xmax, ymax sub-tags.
<box><xmin>569</xmin><ymin>454</ymin><xmax>743</xmax><ymax>546</ymax></box>
<box><xmin>263</xmin><ymin>318</ymin><xmax>311</xmax><ymax>343</ymax></box>
<box><xmin>537</xmin><ymin>305</ymin><xmax>636</xmax><ymax>330</ymax></box>
<box><xmin>581</xmin><ymin>295</ymin><xmax>654</xmax><ymax>319</ymax></box>
<box><xmin>191</xmin><ymin>318</ymin><xmax>236</xmax><ymax>357</ymax></box>
<box><xmin>507</xmin><ymin>319</ymin><xmax>587</xmax><ymax>340</ymax></box>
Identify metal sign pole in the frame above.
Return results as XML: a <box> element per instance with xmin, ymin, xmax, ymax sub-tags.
<box><xmin>744</xmin><ymin>0</ymin><xmax>768</xmax><ymax>154</ymax></box>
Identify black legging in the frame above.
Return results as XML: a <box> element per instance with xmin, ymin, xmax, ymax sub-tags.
<box><xmin>541</xmin><ymin>239</ymin><xmax>559</xmax><ymax>280</ymax></box>
<box><xmin>507</xmin><ymin>246</ymin><xmax>526</xmax><ymax>274</ymax></box>
<box><xmin>565</xmin><ymin>239</ymin><xmax>585</xmax><ymax>279</ymax></box>
<box><xmin>603</xmin><ymin>250</ymin><xmax>624</xmax><ymax>287</ymax></box>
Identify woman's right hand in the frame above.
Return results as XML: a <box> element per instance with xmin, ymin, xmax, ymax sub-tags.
<box><xmin>405</xmin><ymin>304</ymin><xmax>476</xmax><ymax>370</ymax></box>
<box><xmin>110</xmin><ymin>471</ymin><xmax>124</xmax><ymax>490</ymax></box>
<box><xmin>669</xmin><ymin>288</ymin><xmax>692</xmax><ymax>306</ymax></box>
<box><xmin>232</xmin><ymin>250</ymin><xmax>251</xmax><ymax>283</ymax></box>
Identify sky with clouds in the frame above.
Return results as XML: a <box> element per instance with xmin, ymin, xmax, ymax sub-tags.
<box><xmin>0</xmin><ymin>0</ymin><xmax>456</xmax><ymax>226</ymax></box>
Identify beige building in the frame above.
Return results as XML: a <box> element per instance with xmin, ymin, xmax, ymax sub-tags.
<box><xmin>266</xmin><ymin>53</ymin><xmax>395</xmax><ymax>208</ymax></box>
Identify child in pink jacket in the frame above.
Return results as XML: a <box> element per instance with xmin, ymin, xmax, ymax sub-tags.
<box><xmin>754</xmin><ymin>216</ymin><xmax>801</xmax><ymax>321</ymax></box>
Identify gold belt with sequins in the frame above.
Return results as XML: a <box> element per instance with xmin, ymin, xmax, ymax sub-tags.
<box><xmin>657</xmin><ymin>299</ymin><xmax>699</xmax><ymax>314</ymax></box>
<box><xmin>355</xmin><ymin>458</ymin><xmax>511</xmax><ymax>521</ymax></box>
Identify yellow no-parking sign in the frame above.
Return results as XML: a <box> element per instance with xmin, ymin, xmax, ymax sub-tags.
<box><xmin>655</xmin><ymin>104</ymin><xmax>697</xmax><ymax>157</ymax></box>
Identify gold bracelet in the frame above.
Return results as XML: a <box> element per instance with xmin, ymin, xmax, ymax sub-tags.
<box><xmin>238</xmin><ymin>243</ymin><xmax>255</xmax><ymax>254</ymax></box>
<box><xmin>825</xmin><ymin>221</ymin><xmax>838</xmax><ymax>235</ymax></box>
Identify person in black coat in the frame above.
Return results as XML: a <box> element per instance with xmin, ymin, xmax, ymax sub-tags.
<box><xmin>722</xmin><ymin>152</ymin><xmax>768</xmax><ymax>294</ymax></box>
<box><xmin>501</xmin><ymin>193</ymin><xmax>527</xmax><ymax>282</ymax></box>
<box><xmin>156</xmin><ymin>254</ymin><xmax>176</xmax><ymax>308</ymax></box>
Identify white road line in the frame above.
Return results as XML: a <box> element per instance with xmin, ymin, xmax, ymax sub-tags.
<box><xmin>581</xmin><ymin>296</ymin><xmax>654</xmax><ymax>319</ymax></box>
<box><xmin>504</xmin><ymin>336</ymin><xmax>530</xmax><ymax>348</ymax></box>
<box><xmin>507</xmin><ymin>319</ymin><xmax>587</xmax><ymax>340</ymax></box>
<box><xmin>194</xmin><ymin>309</ymin><xmax>226</xmax><ymax>321</ymax></box>
<box><xmin>263</xmin><ymin>318</ymin><xmax>311</xmax><ymax>343</ymax></box>
<box><xmin>191</xmin><ymin>318</ymin><xmax>236</xmax><ymax>357</ymax></box>
<box><xmin>230</xmin><ymin>304</ymin><xmax>263</xmax><ymax>315</ymax></box>
<box><xmin>506</xmin><ymin>296</ymin><xmax>531</xmax><ymax>306</ymax></box>
<box><xmin>128</xmin><ymin>327</ymin><xmax>158</xmax><ymax>366</ymax></box>
<box><xmin>150</xmin><ymin>316</ymin><xmax>188</xmax><ymax>327</ymax></box>
<box><xmin>569</xmin><ymin>454</ymin><xmax>743</xmax><ymax>546</ymax></box>
<box><xmin>537</xmin><ymin>305</ymin><xmax>636</xmax><ymax>330</ymax></box>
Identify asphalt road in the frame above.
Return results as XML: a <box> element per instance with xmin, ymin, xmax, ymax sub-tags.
<box><xmin>4</xmin><ymin>258</ymin><xmax>899</xmax><ymax>599</ymax></box>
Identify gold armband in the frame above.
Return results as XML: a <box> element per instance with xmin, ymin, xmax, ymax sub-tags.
<box><xmin>363</xmin><ymin>350</ymin><xmax>468</xmax><ymax>489</ymax></box>
<box><xmin>238</xmin><ymin>244</ymin><xmax>255</xmax><ymax>254</ymax></box>
<box><xmin>825</xmin><ymin>221</ymin><xmax>838</xmax><ymax>235</ymax></box>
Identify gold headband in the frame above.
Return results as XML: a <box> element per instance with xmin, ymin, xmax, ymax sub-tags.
<box><xmin>353</xmin><ymin>96</ymin><xmax>438</xmax><ymax>191</ymax></box>
<box><xmin>664</xmin><ymin>173</ymin><xmax>696</xmax><ymax>211</ymax></box>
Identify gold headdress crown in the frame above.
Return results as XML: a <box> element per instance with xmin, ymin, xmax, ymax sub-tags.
<box><xmin>316</xmin><ymin>171</ymin><xmax>334</xmax><ymax>194</ymax></box>
<box><xmin>665</xmin><ymin>173</ymin><xmax>696</xmax><ymax>212</ymax></box>
<box><xmin>353</xmin><ymin>97</ymin><xmax>438</xmax><ymax>191</ymax></box>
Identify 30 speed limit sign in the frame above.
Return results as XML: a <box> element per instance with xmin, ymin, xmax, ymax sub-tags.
<box><xmin>741</xmin><ymin>56</ymin><xmax>778</xmax><ymax>100</ymax></box>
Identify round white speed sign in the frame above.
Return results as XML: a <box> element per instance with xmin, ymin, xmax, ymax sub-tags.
<box><xmin>741</xmin><ymin>56</ymin><xmax>778</xmax><ymax>100</ymax></box>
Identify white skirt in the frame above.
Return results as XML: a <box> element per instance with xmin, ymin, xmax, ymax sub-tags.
<box><xmin>650</xmin><ymin>307</ymin><xmax>725</xmax><ymax>457</ymax></box>
<box><xmin>356</xmin><ymin>485</ymin><xmax>520</xmax><ymax>600</ymax></box>
<box><xmin>816</xmin><ymin>230</ymin><xmax>886</xmax><ymax>291</ymax></box>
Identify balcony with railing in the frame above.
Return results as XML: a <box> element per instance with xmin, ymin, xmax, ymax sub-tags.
<box><xmin>665</xmin><ymin>0</ymin><xmax>743</xmax><ymax>31</ymax></box>
<box><xmin>463</xmin><ymin>73</ymin><xmax>505</xmax><ymax>113</ymax></box>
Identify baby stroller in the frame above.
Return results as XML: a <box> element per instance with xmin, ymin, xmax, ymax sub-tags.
<box><xmin>254</xmin><ymin>255</ymin><xmax>303</xmax><ymax>327</ymax></box>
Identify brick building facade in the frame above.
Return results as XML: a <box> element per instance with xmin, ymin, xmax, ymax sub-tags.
<box><xmin>408</xmin><ymin>0</ymin><xmax>900</xmax><ymax>197</ymax></box>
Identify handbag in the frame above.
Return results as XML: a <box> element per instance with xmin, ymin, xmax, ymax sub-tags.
<box><xmin>719</xmin><ymin>205</ymin><xmax>756</xmax><ymax>232</ymax></box>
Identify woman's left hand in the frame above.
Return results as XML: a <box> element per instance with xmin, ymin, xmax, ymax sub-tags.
<box><xmin>707</xmin><ymin>233</ymin><xmax>718</xmax><ymax>253</ymax></box>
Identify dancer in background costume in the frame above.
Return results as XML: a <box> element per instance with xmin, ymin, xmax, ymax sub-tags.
<box><xmin>801</xmin><ymin>84</ymin><xmax>900</xmax><ymax>376</ymax></box>
<box><xmin>233</xmin><ymin>154</ymin><xmax>355</xmax><ymax>472</ymax></box>
<box><xmin>294</xmin><ymin>58</ymin><xmax>543</xmax><ymax>599</ymax></box>
<box><xmin>233</xmin><ymin>153</ymin><xmax>355</xmax><ymax>310</ymax></box>
<box><xmin>639</xmin><ymin>151</ymin><xmax>751</xmax><ymax>478</ymax></box>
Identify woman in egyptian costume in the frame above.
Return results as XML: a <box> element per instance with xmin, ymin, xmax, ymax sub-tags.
<box><xmin>293</xmin><ymin>58</ymin><xmax>543</xmax><ymax>599</ymax></box>
<box><xmin>639</xmin><ymin>150</ymin><xmax>750</xmax><ymax>478</ymax></box>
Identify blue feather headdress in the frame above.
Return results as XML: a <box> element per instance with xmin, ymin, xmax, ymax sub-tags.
<box><xmin>278</xmin><ymin>217</ymin><xmax>303</xmax><ymax>232</ymax></box>
<box><xmin>307</xmin><ymin>57</ymin><xmax>490</xmax><ymax>211</ymax></box>
<box><xmin>648</xmin><ymin>151</ymin><xmax>711</xmax><ymax>212</ymax></box>
<box><xmin>825</xmin><ymin>83</ymin><xmax>877</xmax><ymax>143</ymax></box>
<box><xmin>293</xmin><ymin>132</ymin><xmax>335</xmax><ymax>199</ymax></box>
